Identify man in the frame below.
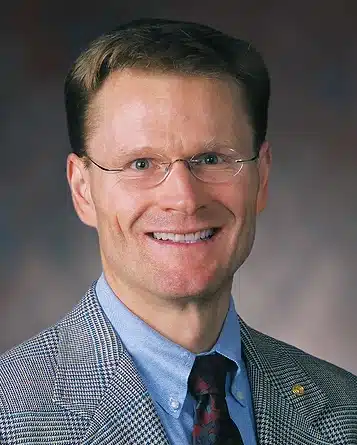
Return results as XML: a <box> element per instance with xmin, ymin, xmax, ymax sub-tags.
<box><xmin>0</xmin><ymin>17</ymin><xmax>356</xmax><ymax>445</ymax></box>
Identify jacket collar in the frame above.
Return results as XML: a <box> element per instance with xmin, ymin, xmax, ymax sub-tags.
<box><xmin>53</xmin><ymin>284</ymin><xmax>332</xmax><ymax>445</ymax></box>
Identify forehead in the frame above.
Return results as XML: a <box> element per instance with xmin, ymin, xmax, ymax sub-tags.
<box><xmin>86</xmin><ymin>69</ymin><xmax>253</xmax><ymax>156</ymax></box>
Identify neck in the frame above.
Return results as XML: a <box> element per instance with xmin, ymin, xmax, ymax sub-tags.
<box><xmin>103</xmin><ymin>270</ymin><xmax>232</xmax><ymax>354</ymax></box>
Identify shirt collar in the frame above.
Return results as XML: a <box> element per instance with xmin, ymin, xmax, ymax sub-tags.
<box><xmin>95</xmin><ymin>272</ymin><xmax>243</xmax><ymax>417</ymax></box>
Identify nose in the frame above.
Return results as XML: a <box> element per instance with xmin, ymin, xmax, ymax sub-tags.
<box><xmin>156</xmin><ymin>160</ymin><xmax>209</xmax><ymax>215</ymax></box>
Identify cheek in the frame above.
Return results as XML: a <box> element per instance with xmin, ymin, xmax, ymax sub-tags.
<box><xmin>220</xmin><ymin>177</ymin><xmax>258</xmax><ymax>218</ymax></box>
<box><xmin>95</xmin><ymin>183</ymin><xmax>146</xmax><ymax>234</ymax></box>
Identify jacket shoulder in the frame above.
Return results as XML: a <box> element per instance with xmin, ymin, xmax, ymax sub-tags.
<box><xmin>0</xmin><ymin>324</ymin><xmax>60</xmax><ymax>414</ymax></box>
<box><xmin>245</xmin><ymin>324</ymin><xmax>357</xmax><ymax>403</ymax></box>
<box><xmin>0</xmin><ymin>284</ymin><xmax>107</xmax><ymax>416</ymax></box>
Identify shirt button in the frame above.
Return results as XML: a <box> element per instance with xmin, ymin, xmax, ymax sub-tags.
<box><xmin>169</xmin><ymin>398</ymin><xmax>181</xmax><ymax>410</ymax></box>
<box><xmin>236</xmin><ymin>391</ymin><xmax>244</xmax><ymax>401</ymax></box>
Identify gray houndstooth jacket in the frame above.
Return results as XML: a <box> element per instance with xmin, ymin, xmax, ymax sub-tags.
<box><xmin>1</xmin><ymin>282</ymin><xmax>357</xmax><ymax>444</ymax></box>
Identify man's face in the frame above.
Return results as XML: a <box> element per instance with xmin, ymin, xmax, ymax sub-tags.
<box><xmin>68</xmin><ymin>70</ymin><xmax>271</xmax><ymax>304</ymax></box>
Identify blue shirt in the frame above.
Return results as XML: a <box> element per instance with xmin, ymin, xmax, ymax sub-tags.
<box><xmin>96</xmin><ymin>273</ymin><xmax>257</xmax><ymax>445</ymax></box>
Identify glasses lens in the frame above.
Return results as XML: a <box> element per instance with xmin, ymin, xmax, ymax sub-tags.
<box><xmin>189</xmin><ymin>150</ymin><xmax>243</xmax><ymax>183</ymax></box>
<box><xmin>191</xmin><ymin>163</ymin><xmax>242</xmax><ymax>183</ymax></box>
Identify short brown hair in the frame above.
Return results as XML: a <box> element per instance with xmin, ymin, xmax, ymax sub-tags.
<box><xmin>64</xmin><ymin>18</ymin><xmax>270</xmax><ymax>158</ymax></box>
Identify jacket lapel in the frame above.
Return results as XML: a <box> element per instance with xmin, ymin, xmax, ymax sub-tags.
<box><xmin>52</xmin><ymin>284</ymin><xmax>170</xmax><ymax>445</ymax></box>
<box><xmin>79</xmin><ymin>346</ymin><xmax>170</xmax><ymax>445</ymax></box>
<box><xmin>240</xmin><ymin>319</ymin><xmax>333</xmax><ymax>445</ymax></box>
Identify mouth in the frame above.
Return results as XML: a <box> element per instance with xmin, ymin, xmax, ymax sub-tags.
<box><xmin>146</xmin><ymin>227</ymin><xmax>221</xmax><ymax>244</ymax></box>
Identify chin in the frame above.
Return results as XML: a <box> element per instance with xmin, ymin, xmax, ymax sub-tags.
<box><xmin>152</xmin><ymin>268</ymin><xmax>232</xmax><ymax>301</ymax></box>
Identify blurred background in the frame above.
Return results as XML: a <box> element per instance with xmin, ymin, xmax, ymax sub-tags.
<box><xmin>1</xmin><ymin>0</ymin><xmax>356</xmax><ymax>373</ymax></box>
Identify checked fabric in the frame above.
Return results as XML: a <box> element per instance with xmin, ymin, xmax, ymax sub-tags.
<box><xmin>188</xmin><ymin>353</ymin><xmax>244</xmax><ymax>445</ymax></box>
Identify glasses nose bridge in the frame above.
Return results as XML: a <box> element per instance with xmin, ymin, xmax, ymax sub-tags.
<box><xmin>163</xmin><ymin>157</ymin><xmax>196</xmax><ymax>180</ymax></box>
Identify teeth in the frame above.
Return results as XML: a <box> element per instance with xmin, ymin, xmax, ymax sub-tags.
<box><xmin>152</xmin><ymin>229</ymin><xmax>215</xmax><ymax>242</ymax></box>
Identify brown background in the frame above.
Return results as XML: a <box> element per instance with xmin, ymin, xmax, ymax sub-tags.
<box><xmin>1</xmin><ymin>1</ymin><xmax>356</xmax><ymax>373</ymax></box>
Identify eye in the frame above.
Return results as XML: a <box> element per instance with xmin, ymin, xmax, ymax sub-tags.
<box><xmin>130</xmin><ymin>158</ymin><xmax>152</xmax><ymax>170</ymax></box>
<box><xmin>195</xmin><ymin>152</ymin><xmax>226</xmax><ymax>165</ymax></box>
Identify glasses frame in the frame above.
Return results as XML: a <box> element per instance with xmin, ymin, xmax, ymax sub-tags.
<box><xmin>83</xmin><ymin>151</ymin><xmax>259</xmax><ymax>186</ymax></box>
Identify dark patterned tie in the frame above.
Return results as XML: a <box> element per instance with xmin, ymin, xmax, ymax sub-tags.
<box><xmin>188</xmin><ymin>353</ymin><xmax>244</xmax><ymax>445</ymax></box>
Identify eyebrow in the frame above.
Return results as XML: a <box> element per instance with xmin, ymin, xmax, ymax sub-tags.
<box><xmin>201</xmin><ymin>140</ymin><xmax>240</xmax><ymax>152</ymax></box>
<box><xmin>113</xmin><ymin>139</ymin><xmax>242</xmax><ymax>159</ymax></box>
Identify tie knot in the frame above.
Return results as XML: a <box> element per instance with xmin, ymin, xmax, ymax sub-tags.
<box><xmin>188</xmin><ymin>353</ymin><xmax>234</xmax><ymax>400</ymax></box>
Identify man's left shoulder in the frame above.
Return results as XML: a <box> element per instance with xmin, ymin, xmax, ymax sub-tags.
<box><xmin>243</xmin><ymin>323</ymin><xmax>357</xmax><ymax>403</ymax></box>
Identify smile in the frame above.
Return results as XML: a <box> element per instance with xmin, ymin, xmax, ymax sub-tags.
<box><xmin>149</xmin><ymin>228</ymin><xmax>220</xmax><ymax>243</ymax></box>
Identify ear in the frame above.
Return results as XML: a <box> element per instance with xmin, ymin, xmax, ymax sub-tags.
<box><xmin>66</xmin><ymin>153</ymin><xmax>97</xmax><ymax>228</ymax></box>
<box><xmin>256</xmin><ymin>141</ymin><xmax>272</xmax><ymax>214</ymax></box>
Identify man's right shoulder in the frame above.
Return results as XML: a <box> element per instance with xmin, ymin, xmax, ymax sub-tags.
<box><xmin>0</xmin><ymin>323</ymin><xmax>61</xmax><ymax>414</ymax></box>
<box><xmin>0</xmin><ymin>282</ymin><xmax>111</xmax><ymax>418</ymax></box>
